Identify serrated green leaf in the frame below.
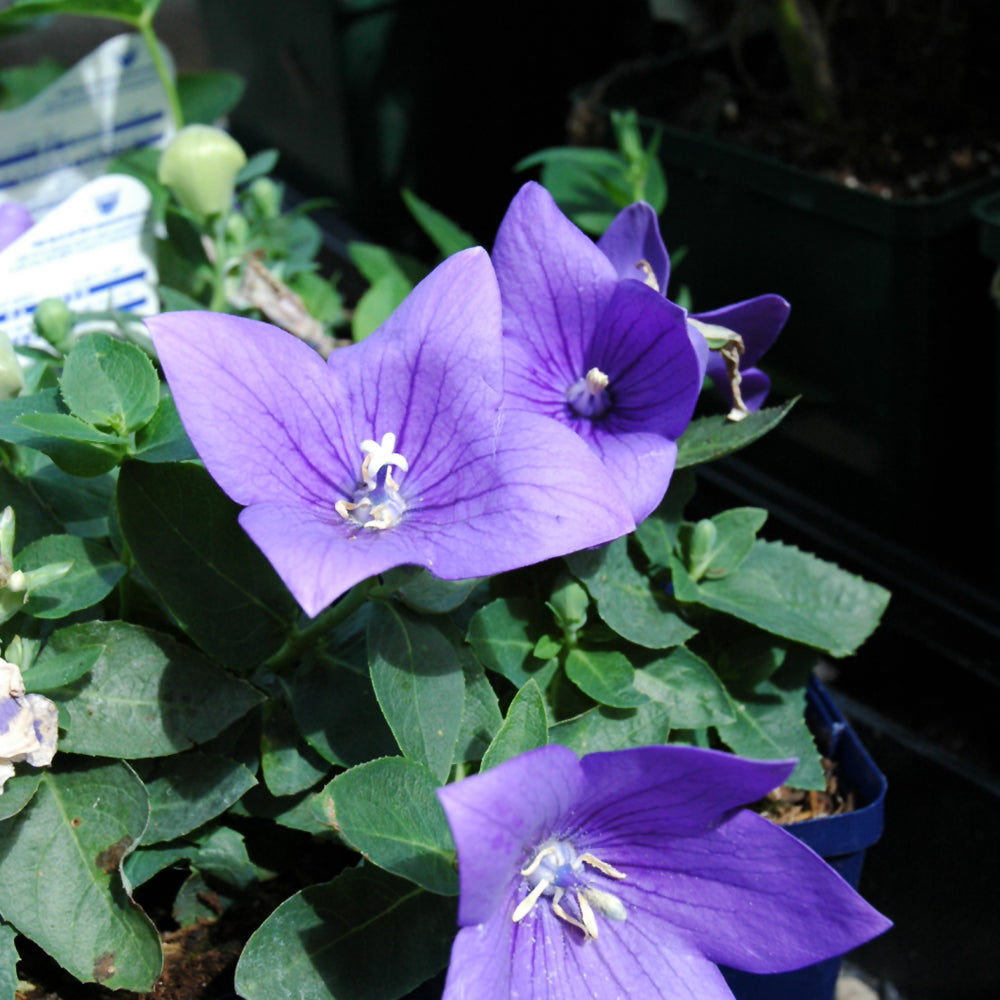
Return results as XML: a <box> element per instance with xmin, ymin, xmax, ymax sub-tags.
<box><xmin>234</xmin><ymin>867</ymin><xmax>455</xmax><ymax>1000</ymax></box>
<box><xmin>0</xmin><ymin>388</ymin><xmax>61</xmax><ymax>446</ymax></box>
<box><xmin>564</xmin><ymin>648</ymin><xmax>648</xmax><ymax>709</ymax></box>
<box><xmin>320</xmin><ymin>757</ymin><xmax>456</xmax><ymax>894</ymax></box>
<box><xmin>567</xmin><ymin>537</ymin><xmax>697</xmax><ymax>649</ymax></box>
<box><xmin>131</xmin><ymin>753</ymin><xmax>256</xmax><ymax>843</ymax></box>
<box><xmin>116</xmin><ymin>461</ymin><xmax>297</xmax><ymax>670</ymax></box>
<box><xmin>0</xmin><ymin>760</ymin><xmax>161</xmax><ymax>991</ymax></box>
<box><xmin>480</xmin><ymin>679</ymin><xmax>548</xmax><ymax>771</ymax></box>
<box><xmin>676</xmin><ymin>398</ymin><xmax>798</xmax><ymax>467</ymax></box>
<box><xmin>678</xmin><ymin>507</ymin><xmax>767</xmax><ymax>581</ymax></box>
<box><xmin>633</xmin><ymin>647</ymin><xmax>735</xmax><ymax>728</ymax></box>
<box><xmin>60</xmin><ymin>333</ymin><xmax>159</xmax><ymax>434</ymax></box>
<box><xmin>401</xmin><ymin>188</ymin><xmax>476</xmax><ymax>258</ymax></box>
<box><xmin>46</xmin><ymin>620</ymin><xmax>263</xmax><ymax>757</ymax></box>
<box><xmin>15</xmin><ymin>534</ymin><xmax>125</xmax><ymax>619</ymax></box>
<box><xmin>368</xmin><ymin>604</ymin><xmax>464</xmax><ymax>780</ymax></box>
<box><xmin>550</xmin><ymin>698</ymin><xmax>672</xmax><ymax>756</ymax></box>
<box><xmin>466</xmin><ymin>597</ymin><xmax>560</xmax><ymax>689</ymax></box>
<box><xmin>132</xmin><ymin>392</ymin><xmax>197</xmax><ymax>463</ymax></box>
<box><xmin>672</xmin><ymin>540</ymin><xmax>890</xmax><ymax>657</ymax></box>
<box><xmin>13</xmin><ymin>412</ymin><xmax>128</xmax><ymax>476</ymax></box>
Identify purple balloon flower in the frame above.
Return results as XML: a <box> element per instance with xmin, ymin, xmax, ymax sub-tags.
<box><xmin>147</xmin><ymin>248</ymin><xmax>634</xmax><ymax>618</ymax></box>
<box><xmin>492</xmin><ymin>183</ymin><xmax>703</xmax><ymax>525</ymax></box>
<box><xmin>598</xmin><ymin>201</ymin><xmax>790</xmax><ymax>416</ymax></box>
<box><xmin>437</xmin><ymin>744</ymin><xmax>890</xmax><ymax>1000</ymax></box>
<box><xmin>0</xmin><ymin>202</ymin><xmax>33</xmax><ymax>253</ymax></box>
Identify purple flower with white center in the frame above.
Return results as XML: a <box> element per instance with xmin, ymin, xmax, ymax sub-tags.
<box><xmin>492</xmin><ymin>182</ymin><xmax>703</xmax><ymax>525</ymax></box>
<box><xmin>437</xmin><ymin>744</ymin><xmax>891</xmax><ymax>1000</ymax></box>
<box><xmin>598</xmin><ymin>200</ymin><xmax>790</xmax><ymax>418</ymax></box>
<box><xmin>147</xmin><ymin>248</ymin><xmax>634</xmax><ymax>618</ymax></box>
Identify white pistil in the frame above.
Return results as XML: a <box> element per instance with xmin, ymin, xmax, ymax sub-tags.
<box><xmin>584</xmin><ymin>367</ymin><xmax>609</xmax><ymax>395</ymax></box>
<box><xmin>336</xmin><ymin>432</ymin><xmax>410</xmax><ymax>530</ymax></box>
<box><xmin>359</xmin><ymin>432</ymin><xmax>409</xmax><ymax>489</ymax></box>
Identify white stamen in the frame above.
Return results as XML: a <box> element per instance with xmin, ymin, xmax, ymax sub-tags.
<box><xmin>512</xmin><ymin>878</ymin><xmax>551</xmax><ymax>922</ymax></box>
<box><xmin>636</xmin><ymin>259</ymin><xmax>660</xmax><ymax>292</ymax></box>
<box><xmin>359</xmin><ymin>432</ymin><xmax>409</xmax><ymax>488</ymax></box>
<box><xmin>584</xmin><ymin>368</ymin><xmax>609</xmax><ymax>395</ymax></box>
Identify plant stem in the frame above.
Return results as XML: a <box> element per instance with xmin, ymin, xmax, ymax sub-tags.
<box><xmin>769</xmin><ymin>0</ymin><xmax>838</xmax><ymax>127</ymax></box>
<box><xmin>138</xmin><ymin>15</ymin><xmax>184</xmax><ymax>130</ymax></box>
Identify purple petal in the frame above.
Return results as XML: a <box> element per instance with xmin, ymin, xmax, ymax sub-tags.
<box><xmin>692</xmin><ymin>294</ymin><xmax>790</xmax><ymax>367</ymax></box>
<box><xmin>437</xmin><ymin>745</ymin><xmax>585</xmax><ymax>926</ymax></box>
<box><xmin>493</xmin><ymin>181</ymin><xmax>618</xmax><ymax>379</ymax></box>
<box><xmin>150</xmin><ymin>249</ymin><xmax>633</xmax><ymax>617</ymax></box>
<box><xmin>597</xmin><ymin>201</ymin><xmax>670</xmax><ymax>294</ymax></box>
<box><xmin>624</xmin><ymin>810</ymin><xmax>892</xmax><ymax>973</ymax></box>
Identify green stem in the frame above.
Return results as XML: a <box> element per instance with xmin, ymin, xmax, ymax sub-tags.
<box><xmin>208</xmin><ymin>215</ymin><xmax>230</xmax><ymax>312</ymax></box>
<box><xmin>264</xmin><ymin>581</ymin><xmax>373</xmax><ymax>672</ymax></box>
<box><xmin>138</xmin><ymin>16</ymin><xmax>184</xmax><ymax>130</ymax></box>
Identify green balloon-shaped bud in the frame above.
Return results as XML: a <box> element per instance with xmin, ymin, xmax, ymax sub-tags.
<box><xmin>158</xmin><ymin>125</ymin><xmax>247</xmax><ymax>218</ymax></box>
<box><xmin>32</xmin><ymin>297</ymin><xmax>74</xmax><ymax>355</ymax></box>
<box><xmin>0</xmin><ymin>329</ymin><xmax>24</xmax><ymax>400</ymax></box>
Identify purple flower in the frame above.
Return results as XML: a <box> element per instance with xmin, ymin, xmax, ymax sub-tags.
<box><xmin>147</xmin><ymin>248</ymin><xmax>633</xmax><ymax>618</ymax></box>
<box><xmin>598</xmin><ymin>201</ymin><xmax>790</xmax><ymax>417</ymax></box>
<box><xmin>437</xmin><ymin>744</ymin><xmax>890</xmax><ymax>1000</ymax></box>
<box><xmin>1</xmin><ymin>658</ymin><xmax>58</xmax><ymax>794</ymax></box>
<box><xmin>492</xmin><ymin>183</ymin><xmax>703</xmax><ymax>525</ymax></box>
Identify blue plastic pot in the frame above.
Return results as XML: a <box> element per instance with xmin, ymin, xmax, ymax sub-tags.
<box><xmin>721</xmin><ymin>677</ymin><xmax>888</xmax><ymax>1000</ymax></box>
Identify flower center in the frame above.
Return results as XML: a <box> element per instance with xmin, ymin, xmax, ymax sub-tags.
<box><xmin>511</xmin><ymin>838</ymin><xmax>627</xmax><ymax>941</ymax></box>
<box><xmin>334</xmin><ymin>432</ymin><xmax>409</xmax><ymax>530</ymax></box>
<box><xmin>566</xmin><ymin>367</ymin><xmax>612</xmax><ymax>420</ymax></box>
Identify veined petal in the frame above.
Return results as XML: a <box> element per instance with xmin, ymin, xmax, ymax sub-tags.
<box><xmin>493</xmin><ymin>181</ymin><xmax>618</xmax><ymax>379</ymax></box>
<box><xmin>692</xmin><ymin>294</ymin><xmax>790</xmax><ymax>367</ymax></box>
<box><xmin>624</xmin><ymin>810</ymin><xmax>892</xmax><ymax>973</ymax></box>
<box><xmin>597</xmin><ymin>201</ymin><xmax>670</xmax><ymax>294</ymax></box>
<box><xmin>438</xmin><ymin>745</ymin><xmax>585</xmax><ymax>926</ymax></box>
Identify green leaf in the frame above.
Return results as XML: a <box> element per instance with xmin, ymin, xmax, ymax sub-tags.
<box><xmin>0</xmin><ymin>0</ymin><xmax>147</xmax><ymax>26</ymax></box>
<box><xmin>550</xmin><ymin>699</ymin><xmax>672</xmax><ymax>756</ymax></box>
<box><xmin>291</xmin><ymin>655</ymin><xmax>397</xmax><ymax>768</ymax></box>
<box><xmin>453</xmin><ymin>644</ymin><xmax>502</xmax><ymax>763</ymax></box>
<box><xmin>716</xmin><ymin>652</ymin><xmax>826</xmax><ymax>789</ymax></box>
<box><xmin>15</xmin><ymin>534</ymin><xmax>125</xmax><ymax>618</ymax></box>
<box><xmin>60</xmin><ymin>333</ymin><xmax>159</xmax><ymax>434</ymax></box>
<box><xmin>567</xmin><ymin>538</ymin><xmax>697</xmax><ymax>648</ymax></box>
<box><xmin>46</xmin><ymin>620</ymin><xmax>263</xmax><ymax>758</ymax></box>
<box><xmin>677</xmin><ymin>507</ymin><xmax>767</xmax><ymax>581</ymax></box>
<box><xmin>123</xmin><ymin>842</ymin><xmax>193</xmax><ymax>888</ymax></box>
<box><xmin>131</xmin><ymin>753</ymin><xmax>257</xmax><ymax>843</ymax></box>
<box><xmin>260</xmin><ymin>698</ymin><xmax>331</xmax><ymax>796</ymax></box>
<box><xmin>235</xmin><ymin>866</ymin><xmax>455</xmax><ymax>1000</ymax></box>
<box><xmin>0</xmin><ymin>772</ymin><xmax>42</xmax><ymax>821</ymax></box>
<box><xmin>676</xmin><ymin>398</ymin><xmax>798</xmax><ymax>468</ymax></box>
<box><xmin>177</xmin><ymin>70</ymin><xmax>245</xmax><ymax>125</ymax></box>
<box><xmin>466</xmin><ymin>597</ymin><xmax>559</xmax><ymax>689</ymax></box>
<box><xmin>0</xmin><ymin>388</ymin><xmax>61</xmax><ymax>446</ymax></box>
<box><xmin>633</xmin><ymin>647</ymin><xmax>735</xmax><ymax>728</ymax></box>
<box><xmin>564</xmin><ymin>648</ymin><xmax>649</xmax><ymax>708</ymax></box>
<box><xmin>193</xmin><ymin>824</ymin><xmax>262</xmax><ymax>890</ymax></box>
<box><xmin>116</xmin><ymin>461</ymin><xmax>297</xmax><ymax>670</ymax></box>
<box><xmin>0</xmin><ymin>921</ymin><xmax>18</xmax><ymax>1000</ymax></box>
<box><xmin>351</xmin><ymin>269</ymin><xmax>413</xmax><ymax>341</ymax></box>
<box><xmin>672</xmin><ymin>540</ymin><xmax>890</xmax><ymax>657</ymax></box>
<box><xmin>13</xmin><ymin>412</ymin><xmax>128</xmax><ymax>476</ymax></box>
<box><xmin>480</xmin><ymin>679</ymin><xmax>548</xmax><ymax>771</ymax></box>
<box><xmin>397</xmin><ymin>570</ymin><xmax>482</xmax><ymax>613</ymax></box>
<box><xmin>132</xmin><ymin>392</ymin><xmax>198</xmax><ymax>463</ymax></box>
<box><xmin>401</xmin><ymin>188</ymin><xmax>476</xmax><ymax>258</ymax></box>
<box><xmin>24</xmin><ymin>642</ymin><xmax>103</xmax><ymax>692</ymax></box>
<box><xmin>367</xmin><ymin>603</ymin><xmax>464</xmax><ymax>781</ymax></box>
<box><xmin>320</xmin><ymin>757</ymin><xmax>457</xmax><ymax>894</ymax></box>
<box><xmin>0</xmin><ymin>760</ymin><xmax>161</xmax><ymax>991</ymax></box>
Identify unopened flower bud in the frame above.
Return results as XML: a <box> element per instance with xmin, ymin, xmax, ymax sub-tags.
<box><xmin>158</xmin><ymin>124</ymin><xmax>247</xmax><ymax>218</ymax></box>
<box><xmin>248</xmin><ymin>176</ymin><xmax>282</xmax><ymax>218</ymax></box>
<box><xmin>0</xmin><ymin>507</ymin><xmax>74</xmax><ymax>624</ymax></box>
<box><xmin>32</xmin><ymin>297</ymin><xmax>74</xmax><ymax>354</ymax></box>
<box><xmin>548</xmin><ymin>574</ymin><xmax>589</xmax><ymax>638</ymax></box>
<box><xmin>0</xmin><ymin>329</ymin><xmax>24</xmax><ymax>399</ymax></box>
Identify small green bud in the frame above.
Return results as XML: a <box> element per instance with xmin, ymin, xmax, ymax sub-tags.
<box><xmin>0</xmin><ymin>507</ymin><xmax>74</xmax><ymax>625</ymax></box>
<box><xmin>0</xmin><ymin>329</ymin><xmax>23</xmax><ymax>400</ymax></box>
<box><xmin>686</xmin><ymin>518</ymin><xmax>719</xmax><ymax>581</ymax></box>
<box><xmin>225</xmin><ymin>211</ymin><xmax>250</xmax><ymax>249</ymax></box>
<box><xmin>158</xmin><ymin>124</ymin><xmax>247</xmax><ymax>218</ymax></box>
<box><xmin>248</xmin><ymin>176</ymin><xmax>282</xmax><ymax>218</ymax></box>
<box><xmin>548</xmin><ymin>573</ymin><xmax>589</xmax><ymax>641</ymax></box>
<box><xmin>32</xmin><ymin>297</ymin><xmax>74</xmax><ymax>354</ymax></box>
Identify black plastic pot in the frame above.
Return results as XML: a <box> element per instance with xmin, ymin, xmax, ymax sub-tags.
<box><xmin>587</xmin><ymin>52</ymin><xmax>1000</xmax><ymax>595</ymax></box>
<box><xmin>722</xmin><ymin>676</ymin><xmax>887</xmax><ymax>1000</ymax></box>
